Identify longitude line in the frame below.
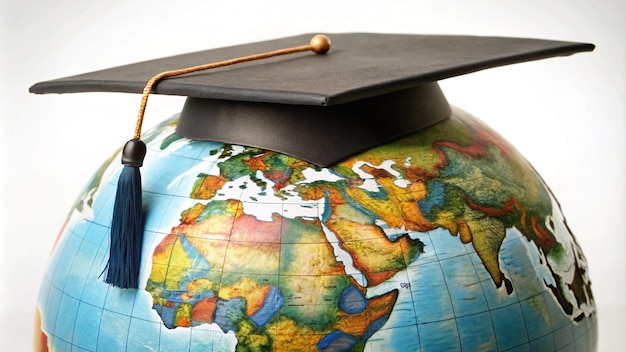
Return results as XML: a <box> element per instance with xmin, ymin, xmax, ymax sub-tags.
<box><xmin>431</xmin><ymin>230</ymin><xmax>463</xmax><ymax>350</ymax></box>
<box><xmin>399</xmin><ymin>230</ymin><xmax>421</xmax><ymax>350</ymax></box>
<box><xmin>464</xmin><ymin>236</ymin><xmax>500</xmax><ymax>351</ymax></box>
<box><xmin>500</xmin><ymin>235</ymin><xmax>532</xmax><ymax>350</ymax></box>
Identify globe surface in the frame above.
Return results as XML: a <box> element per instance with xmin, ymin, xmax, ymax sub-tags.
<box><xmin>37</xmin><ymin>108</ymin><xmax>597</xmax><ymax>351</ymax></box>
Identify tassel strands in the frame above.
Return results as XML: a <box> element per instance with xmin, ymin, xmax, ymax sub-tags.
<box><xmin>105</xmin><ymin>139</ymin><xmax>146</xmax><ymax>288</ymax></box>
<box><xmin>103</xmin><ymin>35</ymin><xmax>331</xmax><ymax>289</ymax></box>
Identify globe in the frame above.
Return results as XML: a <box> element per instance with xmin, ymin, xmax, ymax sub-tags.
<box><xmin>35</xmin><ymin>107</ymin><xmax>597</xmax><ymax>351</ymax></box>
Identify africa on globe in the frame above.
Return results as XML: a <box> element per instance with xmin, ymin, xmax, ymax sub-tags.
<box><xmin>35</xmin><ymin>107</ymin><xmax>596</xmax><ymax>351</ymax></box>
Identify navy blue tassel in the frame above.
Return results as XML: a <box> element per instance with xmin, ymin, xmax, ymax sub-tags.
<box><xmin>105</xmin><ymin>139</ymin><xmax>146</xmax><ymax>289</ymax></box>
<box><xmin>99</xmin><ymin>35</ymin><xmax>332</xmax><ymax>288</ymax></box>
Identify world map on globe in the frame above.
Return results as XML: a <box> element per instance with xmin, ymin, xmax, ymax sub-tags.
<box><xmin>36</xmin><ymin>108</ymin><xmax>596</xmax><ymax>351</ymax></box>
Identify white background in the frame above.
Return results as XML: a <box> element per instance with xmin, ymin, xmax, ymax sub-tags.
<box><xmin>1</xmin><ymin>0</ymin><xmax>624</xmax><ymax>350</ymax></box>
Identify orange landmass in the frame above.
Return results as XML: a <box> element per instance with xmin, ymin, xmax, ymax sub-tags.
<box><xmin>191</xmin><ymin>174</ymin><xmax>227</xmax><ymax>199</ymax></box>
<box><xmin>325</xmin><ymin>200</ymin><xmax>423</xmax><ymax>287</ymax></box>
<box><xmin>192</xmin><ymin>297</ymin><xmax>218</xmax><ymax>324</ymax></box>
<box><xmin>345</xmin><ymin>178</ymin><xmax>432</xmax><ymax>232</ymax></box>
<box><xmin>218</xmin><ymin>277</ymin><xmax>272</xmax><ymax>316</ymax></box>
<box><xmin>180</xmin><ymin>203</ymin><xmax>206</xmax><ymax>224</ymax></box>
<box><xmin>230</xmin><ymin>211</ymin><xmax>282</xmax><ymax>243</ymax></box>
<box><xmin>242</xmin><ymin>151</ymin><xmax>270</xmax><ymax>171</ymax></box>
<box><xmin>531</xmin><ymin>216</ymin><xmax>557</xmax><ymax>249</ymax></box>
<box><xmin>335</xmin><ymin>289</ymin><xmax>399</xmax><ymax>337</ymax></box>
<box><xmin>34</xmin><ymin>307</ymin><xmax>48</xmax><ymax>352</ymax></box>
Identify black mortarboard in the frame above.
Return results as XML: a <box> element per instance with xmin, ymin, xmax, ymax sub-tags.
<box><xmin>30</xmin><ymin>33</ymin><xmax>593</xmax><ymax>166</ymax></box>
<box><xmin>30</xmin><ymin>33</ymin><xmax>594</xmax><ymax>288</ymax></box>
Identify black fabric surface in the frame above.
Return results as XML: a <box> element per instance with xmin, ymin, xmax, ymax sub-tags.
<box><xmin>29</xmin><ymin>33</ymin><xmax>594</xmax><ymax>106</ymax></box>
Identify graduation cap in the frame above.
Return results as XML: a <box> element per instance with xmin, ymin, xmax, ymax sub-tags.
<box><xmin>30</xmin><ymin>33</ymin><xmax>594</xmax><ymax>288</ymax></box>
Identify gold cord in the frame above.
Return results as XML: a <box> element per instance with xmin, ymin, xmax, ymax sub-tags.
<box><xmin>133</xmin><ymin>34</ymin><xmax>331</xmax><ymax>140</ymax></box>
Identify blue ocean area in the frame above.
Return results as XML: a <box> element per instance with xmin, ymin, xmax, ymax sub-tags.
<box><xmin>366</xmin><ymin>226</ymin><xmax>588</xmax><ymax>351</ymax></box>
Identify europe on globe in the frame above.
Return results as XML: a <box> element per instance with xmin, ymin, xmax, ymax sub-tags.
<box><xmin>35</xmin><ymin>107</ymin><xmax>596</xmax><ymax>351</ymax></box>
